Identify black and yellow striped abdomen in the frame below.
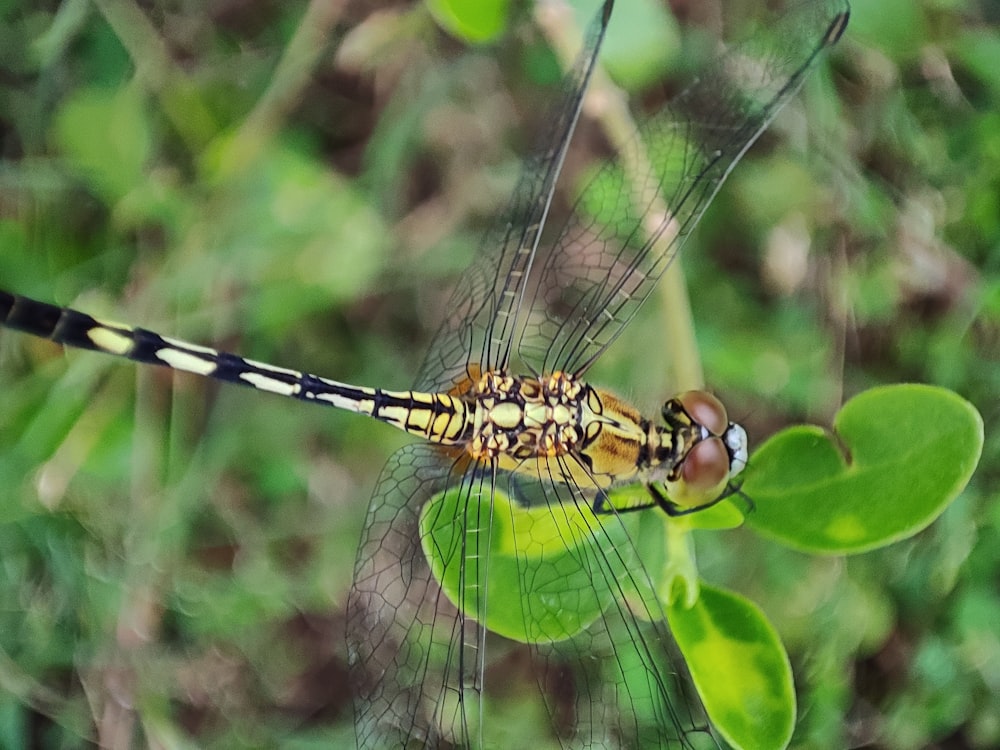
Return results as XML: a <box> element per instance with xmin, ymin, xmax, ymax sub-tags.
<box><xmin>0</xmin><ymin>291</ymin><xmax>471</xmax><ymax>446</ymax></box>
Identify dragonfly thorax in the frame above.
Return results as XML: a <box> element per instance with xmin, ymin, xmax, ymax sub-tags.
<box><xmin>570</xmin><ymin>388</ymin><xmax>748</xmax><ymax>509</ymax></box>
<box><xmin>465</xmin><ymin>371</ymin><xmax>593</xmax><ymax>462</ymax></box>
<box><xmin>462</xmin><ymin>372</ymin><xmax>748</xmax><ymax>511</ymax></box>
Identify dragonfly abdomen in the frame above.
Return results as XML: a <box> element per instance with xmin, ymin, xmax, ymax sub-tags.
<box><xmin>353</xmin><ymin>389</ymin><xmax>471</xmax><ymax>445</ymax></box>
<box><xmin>0</xmin><ymin>290</ymin><xmax>471</xmax><ymax>445</ymax></box>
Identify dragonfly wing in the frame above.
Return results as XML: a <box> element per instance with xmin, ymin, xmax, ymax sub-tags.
<box><xmin>413</xmin><ymin>1</ymin><xmax>612</xmax><ymax>392</ymax></box>
<box><xmin>504</xmin><ymin>461</ymin><xmax>716</xmax><ymax>748</ymax></box>
<box><xmin>349</xmin><ymin>444</ymin><xmax>495</xmax><ymax>749</ymax></box>
<box><xmin>350</xmin><ymin>446</ymin><xmax>717</xmax><ymax>747</ymax></box>
<box><xmin>517</xmin><ymin>0</ymin><xmax>850</xmax><ymax>377</ymax></box>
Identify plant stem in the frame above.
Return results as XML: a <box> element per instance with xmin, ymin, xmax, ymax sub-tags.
<box><xmin>535</xmin><ymin>0</ymin><xmax>705</xmax><ymax>393</ymax></box>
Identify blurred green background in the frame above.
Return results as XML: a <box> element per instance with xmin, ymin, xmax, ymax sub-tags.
<box><xmin>0</xmin><ymin>0</ymin><xmax>997</xmax><ymax>747</ymax></box>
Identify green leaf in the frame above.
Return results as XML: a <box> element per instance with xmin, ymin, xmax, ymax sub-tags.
<box><xmin>426</xmin><ymin>0</ymin><xmax>511</xmax><ymax>43</ymax></box>
<box><xmin>743</xmin><ymin>384</ymin><xmax>983</xmax><ymax>554</ymax></box>
<box><xmin>668</xmin><ymin>584</ymin><xmax>795</xmax><ymax>750</ymax></box>
<box><xmin>420</xmin><ymin>485</ymin><xmax>641</xmax><ymax>642</ymax></box>
<box><xmin>572</xmin><ymin>0</ymin><xmax>680</xmax><ymax>92</ymax></box>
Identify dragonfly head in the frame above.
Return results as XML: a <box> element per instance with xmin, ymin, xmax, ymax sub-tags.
<box><xmin>660</xmin><ymin>391</ymin><xmax>748</xmax><ymax>509</ymax></box>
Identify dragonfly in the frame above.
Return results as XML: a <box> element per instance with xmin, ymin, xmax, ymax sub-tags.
<box><xmin>0</xmin><ymin>0</ymin><xmax>848</xmax><ymax>747</ymax></box>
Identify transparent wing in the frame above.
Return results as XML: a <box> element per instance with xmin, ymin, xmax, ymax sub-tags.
<box><xmin>348</xmin><ymin>444</ymin><xmax>493</xmax><ymax>749</ymax></box>
<box><xmin>349</xmin><ymin>444</ymin><xmax>718</xmax><ymax>748</ymax></box>
<box><xmin>508</xmin><ymin>460</ymin><xmax>716</xmax><ymax>749</ymax></box>
<box><xmin>413</xmin><ymin>0</ymin><xmax>612</xmax><ymax>392</ymax></box>
<box><xmin>518</xmin><ymin>0</ymin><xmax>850</xmax><ymax>377</ymax></box>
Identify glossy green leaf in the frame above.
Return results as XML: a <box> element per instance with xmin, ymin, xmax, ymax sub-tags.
<box><xmin>743</xmin><ymin>384</ymin><xmax>983</xmax><ymax>554</ymax></box>
<box><xmin>668</xmin><ymin>584</ymin><xmax>795</xmax><ymax>750</ymax></box>
<box><xmin>426</xmin><ymin>0</ymin><xmax>510</xmax><ymax>43</ymax></box>
<box><xmin>420</xmin><ymin>485</ymin><xmax>640</xmax><ymax>642</ymax></box>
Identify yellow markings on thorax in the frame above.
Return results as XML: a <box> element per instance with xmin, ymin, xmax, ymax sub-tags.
<box><xmin>479</xmin><ymin>375</ymin><xmax>643</xmax><ymax>488</ymax></box>
<box><xmin>576</xmin><ymin>388</ymin><xmax>646</xmax><ymax>483</ymax></box>
<box><xmin>467</xmin><ymin>370</ymin><xmax>587</xmax><ymax>463</ymax></box>
<box><xmin>487</xmin><ymin>401</ymin><xmax>523</xmax><ymax>429</ymax></box>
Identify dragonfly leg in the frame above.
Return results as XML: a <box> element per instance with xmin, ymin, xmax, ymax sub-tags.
<box><xmin>646</xmin><ymin>481</ymin><xmax>753</xmax><ymax>517</ymax></box>
<box><xmin>590</xmin><ymin>487</ymin><xmax>657</xmax><ymax>515</ymax></box>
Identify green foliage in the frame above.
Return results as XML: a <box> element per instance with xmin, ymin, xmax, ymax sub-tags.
<box><xmin>420</xmin><ymin>485</ymin><xmax>635</xmax><ymax>641</ymax></box>
<box><xmin>426</xmin><ymin>0</ymin><xmax>511</xmax><ymax>43</ymax></box>
<box><xmin>745</xmin><ymin>384</ymin><xmax>984</xmax><ymax>553</ymax></box>
<box><xmin>668</xmin><ymin>585</ymin><xmax>795</xmax><ymax>750</ymax></box>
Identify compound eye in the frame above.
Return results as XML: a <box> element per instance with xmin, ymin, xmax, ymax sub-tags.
<box><xmin>676</xmin><ymin>390</ymin><xmax>728</xmax><ymax>436</ymax></box>
<box><xmin>680</xmin><ymin>436</ymin><xmax>730</xmax><ymax>501</ymax></box>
